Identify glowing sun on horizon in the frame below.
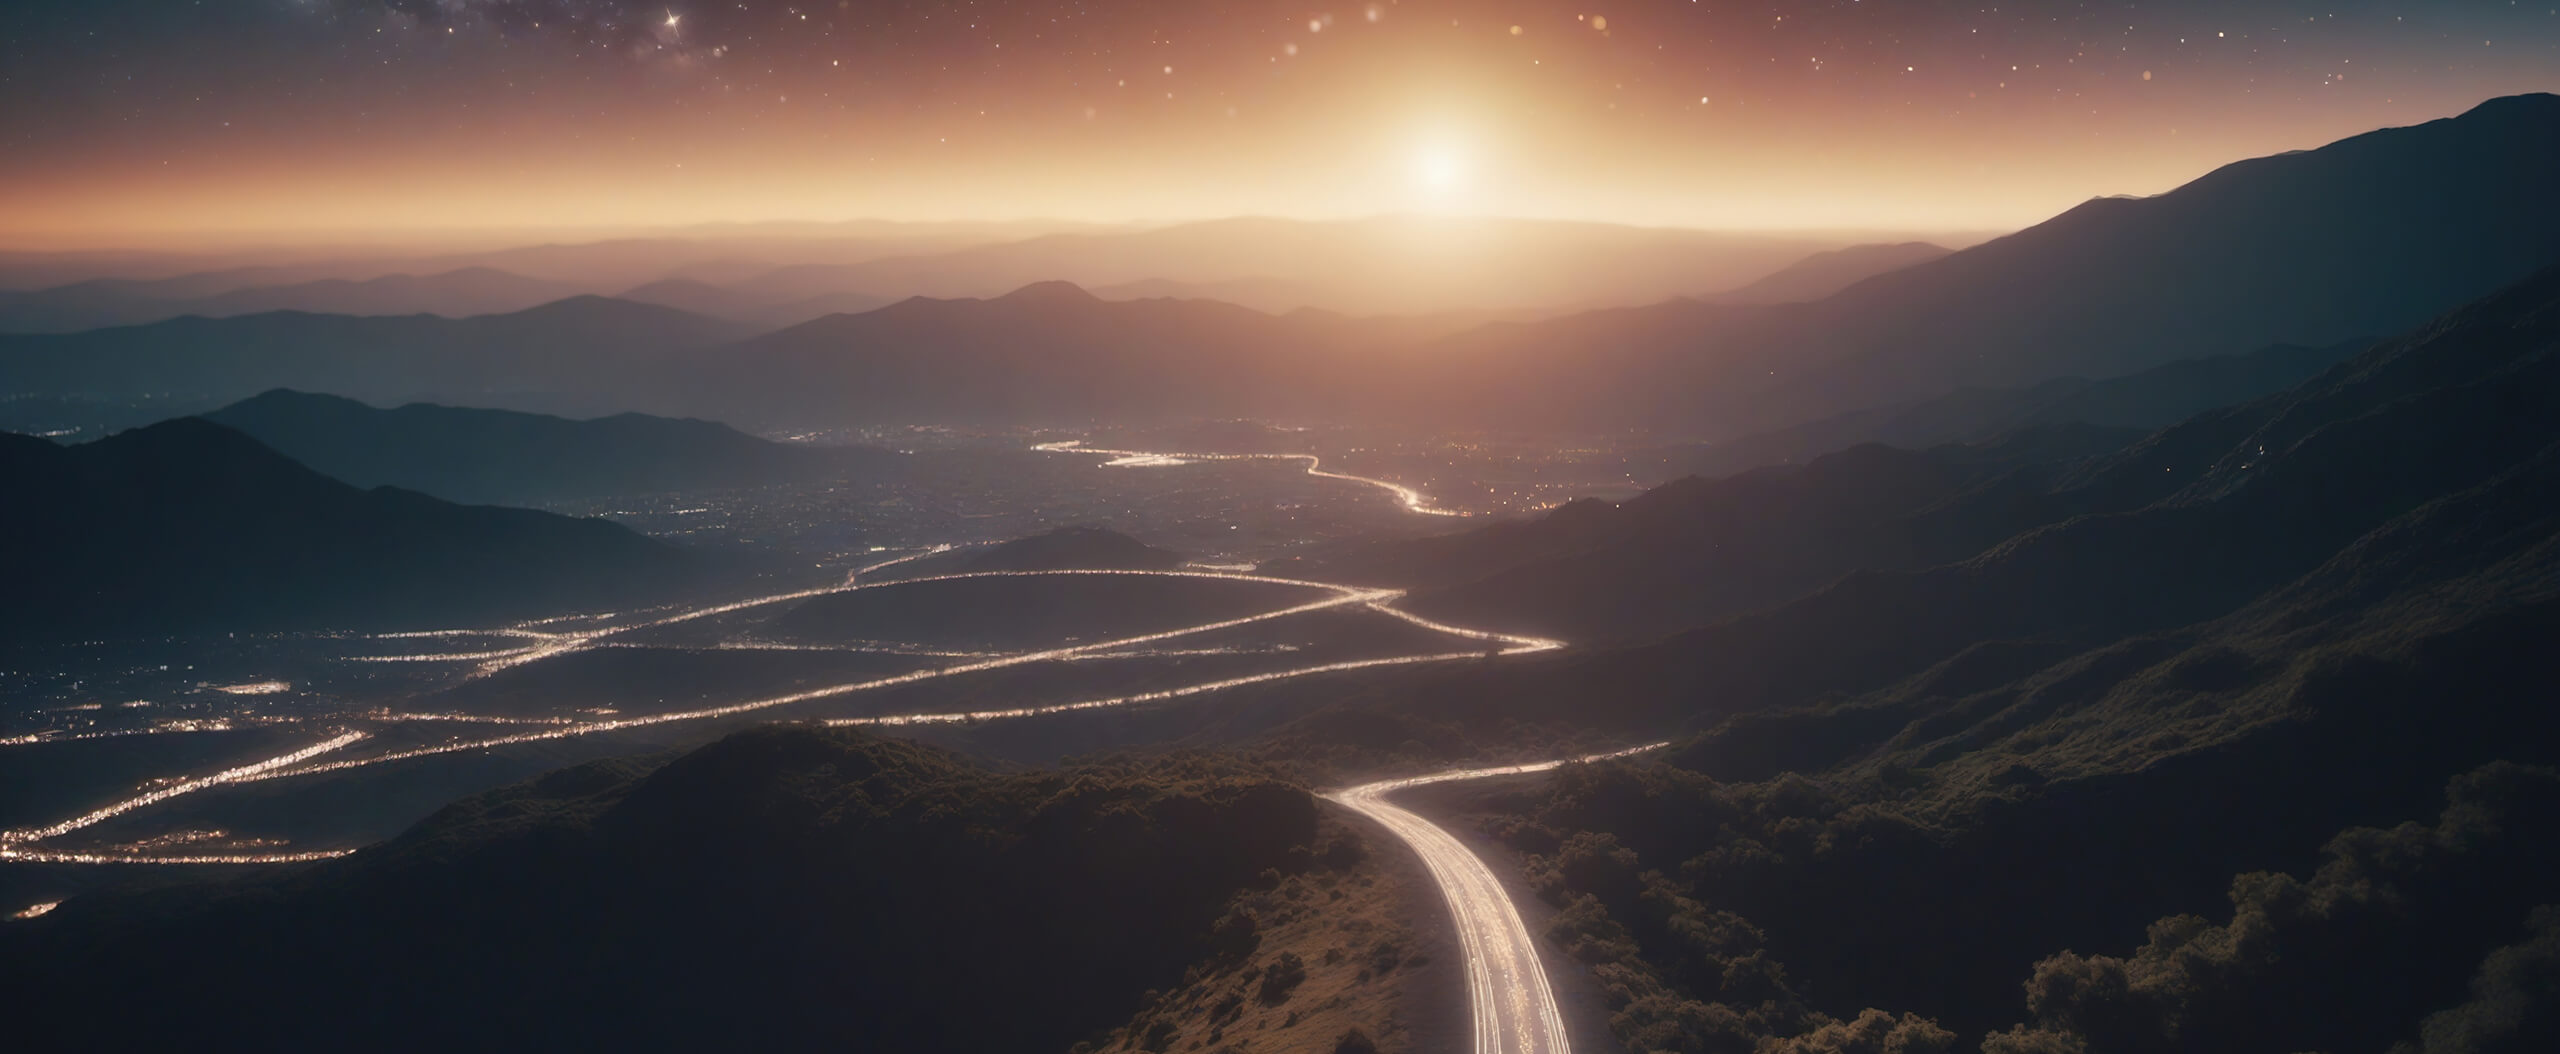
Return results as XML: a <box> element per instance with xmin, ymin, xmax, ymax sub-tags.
<box><xmin>1409</xmin><ymin>141</ymin><xmax>1473</xmax><ymax>207</ymax></box>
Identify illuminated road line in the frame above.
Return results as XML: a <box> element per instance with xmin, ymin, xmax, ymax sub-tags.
<box><xmin>1327</xmin><ymin>744</ymin><xmax>1665</xmax><ymax>1054</ymax></box>
<box><xmin>0</xmin><ymin>731</ymin><xmax>367</xmax><ymax>845</ymax></box>
<box><xmin>1036</xmin><ymin>440</ymin><xmax>1467</xmax><ymax>517</ymax></box>
<box><xmin>234</xmin><ymin>578</ymin><xmax>1403</xmax><ymax>783</ymax></box>
<box><xmin>4</xmin><ymin>566</ymin><xmax>1578</xmax><ymax>865</ymax></box>
<box><xmin>0</xmin><ymin>847</ymin><xmax>355</xmax><ymax>865</ymax></box>
<box><xmin>832</xmin><ymin>650</ymin><xmax>1492</xmax><ymax>727</ymax></box>
<box><xmin>469</xmin><ymin>545</ymin><xmax>956</xmax><ymax>672</ymax></box>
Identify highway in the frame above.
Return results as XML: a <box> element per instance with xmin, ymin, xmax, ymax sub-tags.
<box><xmin>1035</xmin><ymin>440</ymin><xmax>1468</xmax><ymax>516</ymax></box>
<box><xmin>0</xmin><ymin>565</ymin><xmax>1563</xmax><ymax>861</ymax></box>
<box><xmin>1327</xmin><ymin>744</ymin><xmax>1664</xmax><ymax>1054</ymax></box>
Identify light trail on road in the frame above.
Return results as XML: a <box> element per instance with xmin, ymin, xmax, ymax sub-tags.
<box><xmin>0</xmin><ymin>731</ymin><xmax>367</xmax><ymax>845</ymax></box>
<box><xmin>466</xmin><ymin>545</ymin><xmax>957</xmax><ymax>672</ymax></box>
<box><xmin>1036</xmin><ymin>440</ymin><xmax>1468</xmax><ymax>517</ymax></box>
<box><xmin>1327</xmin><ymin>743</ymin><xmax>1666</xmax><ymax>1054</ymax></box>
<box><xmin>0</xmin><ymin>847</ymin><xmax>356</xmax><ymax>865</ymax></box>
<box><xmin>5</xmin><ymin>565</ymin><xmax>1577</xmax><ymax>866</ymax></box>
<box><xmin>228</xmin><ymin>571</ymin><xmax>1402</xmax><ymax>782</ymax></box>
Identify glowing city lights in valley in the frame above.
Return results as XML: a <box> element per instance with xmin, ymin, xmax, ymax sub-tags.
<box><xmin>1035</xmin><ymin>441</ymin><xmax>1467</xmax><ymax>516</ymax></box>
<box><xmin>4</xmin><ymin>563</ymin><xmax>1562</xmax><ymax>862</ymax></box>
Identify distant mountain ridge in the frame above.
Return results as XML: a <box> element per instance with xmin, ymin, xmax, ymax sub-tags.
<box><xmin>1408</xmin><ymin>93</ymin><xmax>2560</xmax><ymax>438</ymax></box>
<box><xmin>0</xmin><ymin>267</ymin><xmax>591</xmax><ymax>333</ymax></box>
<box><xmin>0</xmin><ymin>296</ymin><xmax>749</xmax><ymax>413</ymax></box>
<box><xmin>1702</xmin><ymin>241</ymin><xmax>1952</xmax><ymax>304</ymax></box>
<box><xmin>677</xmin><ymin>282</ymin><xmax>1396</xmax><ymax>427</ymax></box>
<box><xmin>203</xmin><ymin>389</ymin><xmax>898</xmax><ymax>505</ymax></box>
<box><xmin>0</xmin><ymin>418</ymin><xmax>699</xmax><ymax>639</ymax></box>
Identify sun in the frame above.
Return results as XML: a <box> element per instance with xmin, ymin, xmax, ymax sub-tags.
<box><xmin>1411</xmin><ymin>142</ymin><xmax>1468</xmax><ymax>196</ymax></box>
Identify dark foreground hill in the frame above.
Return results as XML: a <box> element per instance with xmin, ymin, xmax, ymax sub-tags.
<box><xmin>204</xmin><ymin>389</ymin><xmax>898</xmax><ymax>504</ymax></box>
<box><xmin>0</xmin><ymin>728</ymin><xmax>1323</xmax><ymax>1052</ymax></box>
<box><xmin>1221</xmin><ymin>264</ymin><xmax>2560</xmax><ymax>1050</ymax></box>
<box><xmin>0</xmin><ymin>418</ymin><xmax>696</xmax><ymax>639</ymax></box>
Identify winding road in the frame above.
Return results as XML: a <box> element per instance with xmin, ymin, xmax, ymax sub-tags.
<box><xmin>1328</xmin><ymin>744</ymin><xmax>1664</xmax><ymax>1054</ymax></box>
<box><xmin>1033</xmin><ymin>440</ymin><xmax>1468</xmax><ymax>516</ymax></box>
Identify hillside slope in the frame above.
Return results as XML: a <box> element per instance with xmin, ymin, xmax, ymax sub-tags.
<box><xmin>0</xmin><ymin>729</ymin><xmax>1328</xmax><ymax>1052</ymax></box>
<box><xmin>205</xmin><ymin>389</ymin><xmax>895</xmax><ymax>504</ymax></box>
<box><xmin>0</xmin><ymin>418</ymin><xmax>696</xmax><ymax>638</ymax></box>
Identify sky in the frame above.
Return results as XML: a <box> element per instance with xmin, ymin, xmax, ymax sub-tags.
<box><xmin>0</xmin><ymin>1</ymin><xmax>2553</xmax><ymax>247</ymax></box>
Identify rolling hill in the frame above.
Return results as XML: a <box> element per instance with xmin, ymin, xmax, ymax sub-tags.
<box><xmin>1643</xmin><ymin>339</ymin><xmax>2365</xmax><ymax>479</ymax></box>
<box><xmin>1217</xmin><ymin>261</ymin><xmax>2560</xmax><ymax>1052</ymax></box>
<box><xmin>0</xmin><ymin>417</ymin><xmax>698</xmax><ymax>639</ymax></box>
<box><xmin>0</xmin><ymin>296</ymin><xmax>749</xmax><ymax>411</ymax></box>
<box><xmin>0</xmin><ymin>729</ymin><xmax>1329</xmax><ymax>1052</ymax></box>
<box><xmin>203</xmin><ymin>389</ymin><xmax>898</xmax><ymax>504</ymax></box>
<box><xmin>0</xmin><ymin>267</ymin><xmax>590</xmax><ymax>333</ymax></box>
<box><xmin>1701</xmin><ymin>241</ymin><xmax>1953</xmax><ymax>305</ymax></box>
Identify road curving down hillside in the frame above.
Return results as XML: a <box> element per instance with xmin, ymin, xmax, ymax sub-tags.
<box><xmin>1328</xmin><ymin>744</ymin><xmax>1664</xmax><ymax>1054</ymax></box>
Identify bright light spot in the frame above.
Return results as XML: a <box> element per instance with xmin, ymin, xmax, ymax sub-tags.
<box><xmin>1413</xmin><ymin>142</ymin><xmax>1468</xmax><ymax>194</ymax></box>
<box><xmin>1510</xmin><ymin>24</ymin><xmax>1523</xmax><ymax>36</ymax></box>
<box><xmin>1592</xmin><ymin>15</ymin><xmax>1608</xmax><ymax>31</ymax></box>
<box><xmin>11</xmin><ymin>901</ymin><xmax>60</xmax><ymax>920</ymax></box>
<box><xmin>1309</xmin><ymin>18</ymin><xmax>1323</xmax><ymax>32</ymax></box>
<box><xmin>1365</xmin><ymin>4</ymin><xmax>1384</xmax><ymax>22</ymax></box>
<box><xmin>212</xmin><ymin>681</ymin><xmax>290</xmax><ymax>696</ymax></box>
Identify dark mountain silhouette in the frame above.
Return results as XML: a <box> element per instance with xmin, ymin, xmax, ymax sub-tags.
<box><xmin>1088</xmin><ymin>275</ymin><xmax>1332</xmax><ymax>313</ymax></box>
<box><xmin>202</xmin><ymin>389</ymin><xmax>898</xmax><ymax>504</ymax></box>
<box><xmin>0</xmin><ymin>267</ymin><xmax>589</xmax><ymax>333</ymax></box>
<box><xmin>1225</xmin><ymin>263</ymin><xmax>2560</xmax><ymax>1051</ymax></box>
<box><xmin>0</xmin><ymin>296</ymin><xmax>749</xmax><ymax>409</ymax></box>
<box><xmin>0</xmin><ymin>417</ymin><xmax>695</xmax><ymax>639</ymax></box>
<box><xmin>677</xmin><ymin>282</ymin><xmax>1399</xmax><ymax>427</ymax></box>
<box><xmin>1412</xmin><ymin>93</ymin><xmax>2560</xmax><ymax>438</ymax></box>
<box><xmin>1646</xmin><ymin>339</ymin><xmax>2364</xmax><ymax>479</ymax></box>
<box><xmin>683</xmin><ymin>215</ymin><xmax>1849</xmax><ymax>318</ymax></box>
<box><xmin>0</xmin><ymin>728</ymin><xmax>1326</xmax><ymax>1052</ymax></box>
<box><xmin>1277</xmin><ymin>423</ymin><xmax>2139</xmax><ymax>643</ymax></box>
<box><xmin>617</xmin><ymin>276</ymin><xmax>893</xmax><ymax>329</ymax></box>
<box><xmin>1701</xmin><ymin>241</ymin><xmax>1952</xmax><ymax>305</ymax></box>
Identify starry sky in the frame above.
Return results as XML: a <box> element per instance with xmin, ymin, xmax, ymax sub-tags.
<box><xmin>1</xmin><ymin>1</ymin><xmax>2553</xmax><ymax>247</ymax></box>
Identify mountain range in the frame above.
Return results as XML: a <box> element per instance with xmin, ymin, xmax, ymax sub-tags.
<box><xmin>1699</xmin><ymin>241</ymin><xmax>1954</xmax><ymax>305</ymax></box>
<box><xmin>0</xmin><ymin>296</ymin><xmax>748</xmax><ymax>414</ymax></box>
<box><xmin>1204</xmin><ymin>260</ymin><xmax>2560</xmax><ymax>1051</ymax></box>
<box><xmin>0</xmin><ymin>417</ymin><xmax>698</xmax><ymax>639</ymax></box>
<box><xmin>202</xmin><ymin>389</ymin><xmax>898</xmax><ymax>505</ymax></box>
<box><xmin>1402</xmin><ymin>92</ymin><xmax>2560</xmax><ymax>438</ymax></box>
<box><xmin>1642</xmin><ymin>338</ymin><xmax>2365</xmax><ymax>479</ymax></box>
<box><xmin>0</xmin><ymin>267</ymin><xmax>590</xmax><ymax>334</ymax></box>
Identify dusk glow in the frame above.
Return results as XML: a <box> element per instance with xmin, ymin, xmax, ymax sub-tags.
<box><xmin>3</xmin><ymin>2</ymin><xmax>2553</xmax><ymax>244</ymax></box>
<box><xmin>4</xmin><ymin>4</ymin><xmax>2556</xmax><ymax>1051</ymax></box>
